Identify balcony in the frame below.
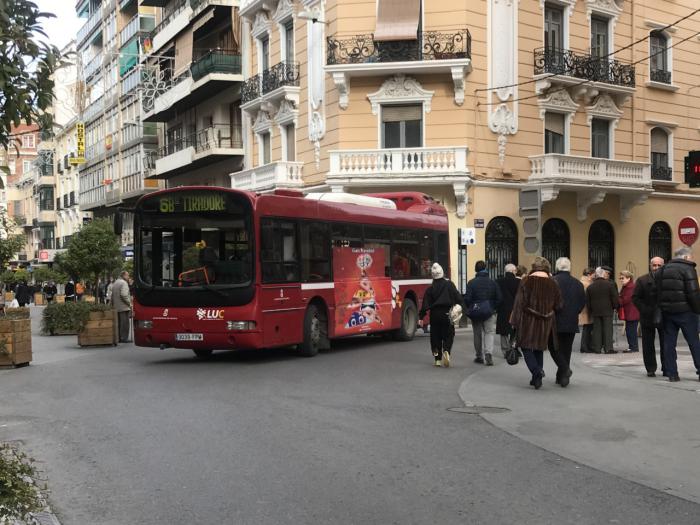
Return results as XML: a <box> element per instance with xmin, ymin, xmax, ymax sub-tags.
<box><xmin>121</xmin><ymin>67</ymin><xmax>142</xmax><ymax>96</ymax></box>
<box><xmin>328</xmin><ymin>146</ymin><xmax>471</xmax><ymax>217</ymax></box>
<box><xmin>190</xmin><ymin>0</ymin><xmax>236</xmax><ymax>14</ymax></box>
<box><xmin>154</xmin><ymin>125</ymin><xmax>243</xmax><ymax>178</ymax></box>
<box><xmin>230</xmin><ymin>161</ymin><xmax>304</xmax><ymax>192</ymax></box>
<box><xmin>533</xmin><ymin>48</ymin><xmax>635</xmax><ymax>102</ymax></box>
<box><xmin>83</xmin><ymin>96</ymin><xmax>104</xmax><ymax>123</ymax></box>
<box><xmin>144</xmin><ymin>53</ymin><xmax>242</xmax><ymax>122</ymax></box>
<box><xmin>528</xmin><ymin>154</ymin><xmax>652</xmax><ymax>222</ymax></box>
<box><xmin>149</xmin><ymin>0</ymin><xmax>192</xmax><ymax>55</ymax></box>
<box><xmin>120</xmin><ymin>14</ymin><xmax>155</xmax><ymax>47</ymax></box>
<box><xmin>37</xmin><ymin>210</ymin><xmax>56</xmax><ymax>224</ymax></box>
<box><xmin>77</xmin><ymin>9</ymin><xmax>102</xmax><ymax>46</ymax></box>
<box><xmin>84</xmin><ymin>53</ymin><xmax>103</xmax><ymax>80</ymax></box>
<box><xmin>650</xmin><ymin>69</ymin><xmax>671</xmax><ymax>84</ymax></box>
<box><xmin>326</xmin><ymin>30</ymin><xmax>472</xmax><ymax>108</ymax></box>
<box><xmin>241</xmin><ymin>61</ymin><xmax>300</xmax><ymax>112</ymax></box>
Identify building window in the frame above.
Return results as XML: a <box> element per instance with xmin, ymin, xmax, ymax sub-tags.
<box><xmin>650</xmin><ymin>127</ymin><xmax>671</xmax><ymax>181</ymax></box>
<box><xmin>261</xmin><ymin>37</ymin><xmax>270</xmax><ymax>72</ymax></box>
<box><xmin>591</xmin><ymin>118</ymin><xmax>610</xmax><ymax>159</ymax></box>
<box><xmin>261</xmin><ymin>132</ymin><xmax>271</xmax><ymax>164</ymax></box>
<box><xmin>22</xmin><ymin>160</ymin><xmax>31</xmax><ymax>173</ymax></box>
<box><xmin>284</xmin><ymin>20</ymin><xmax>294</xmax><ymax>65</ymax></box>
<box><xmin>588</xmin><ymin>219</ymin><xmax>614</xmax><ymax>273</ymax></box>
<box><xmin>545</xmin><ymin>4</ymin><xmax>564</xmax><ymax>51</ymax></box>
<box><xmin>545</xmin><ymin>112</ymin><xmax>565</xmax><ymax>154</ymax></box>
<box><xmin>381</xmin><ymin>104</ymin><xmax>422</xmax><ymax>148</ymax></box>
<box><xmin>39</xmin><ymin>187</ymin><xmax>54</xmax><ymax>210</ymax></box>
<box><xmin>284</xmin><ymin>124</ymin><xmax>295</xmax><ymax>161</ymax></box>
<box><xmin>590</xmin><ymin>17</ymin><xmax>609</xmax><ymax>58</ymax></box>
<box><xmin>649</xmin><ymin>221</ymin><xmax>672</xmax><ymax>263</ymax></box>
<box><xmin>542</xmin><ymin>218</ymin><xmax>570</xmax><ymax>265</ymax></box>
<box><xmin>650</xmin><ymin>31</ymin><xmax>670</xmax><ymax>83</ymax></box>
<box><xmin>21</xmin><ymin>134</ymin><xmax>35</xmax><ymax>149</ymax></box>
<box><xmin>485</xmin><ymin>217</ymin><xmax>518</xmax><ymax>280</ymax></box>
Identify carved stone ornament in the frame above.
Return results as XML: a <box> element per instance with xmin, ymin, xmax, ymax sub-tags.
<box><xmin>309</xmin><ymin>111</ymin><xmax>325</xmax><ymax>167</ymax></box>
<box><xmin>585</xmin><ymin>93</ymin><xmax>623</xmax><ymax>126</ymax></box>
<box><xmin>537</xmin><ymin>89</ymin><xmax>579</xmax><ymax>119</ymax></box>
<box><xmin>619</xmin><ymin>193</ymin><xmax>649</xmax><ymax>223</ymax></box>
<box><xmin>367</xmin><ymin>75</ymin><xmax>434</xmax><ymax>115</ymax></box>
<box><xmin>253</xmin><ymin>110</ymin><xmax>273</xmax><ymax>134</ymax></box>
<box><xmin>539</xmin><ymin>0</ymin><xmax>577</xmax><ymax>13</ymax></box>
<box><xmin>576</xmin><ymin>190</ymin><xmax>606</xmax><ymax>222</ymax></box>
<box><xmin>251</xmin><ymin>12</ymin><xmax>271</xmax><ymax>40</ymax></box>
<box><xmin>452</xmin><ymin>181</ymin><xmax>470</xmax><ymax>219</ymax></box>
<box><xmin>275</xmin><ymin>99</ymin><xmax>298</xmax><ymax>127</ymax></box>
<box><xmin>488</xmin><ymin>104</ymin><xmax>517</xmax><ymax>167</ymax></box>
<box><xmin>586</xmin><ymin>0</ymin><xmax>622</xmax><ymax>20</ymax></box>
<box><xmin>273</xmin><ymin>0</ymin><xmax>294</xmax><ymax>24</ymax></box>
<box><xmin>332</xmin><ymin>72</ymin><xmax>349</xmax><ymax>110</ymax></box>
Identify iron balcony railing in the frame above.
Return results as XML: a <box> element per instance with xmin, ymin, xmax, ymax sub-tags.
<box><xmin>120</xmin><ymin>14</ymin><xmax>155</xmax><ymax>46</ymax></box>
<box><xmin>190</xmin><ymin>49</ymin><xmax>242</xmax><ymax>80</ymax></box>
<box><xmin>651</xmin><ymin>165</ymin><xmax>673</xmax><ymax>181</ymax></box>
<box><xmin>77</xmin><ymin>8</ymin><xmax>102</xmax><ymax>45</ymax></box>
<box><xmin>650</xmin><ymin>68</ymin><xmax>671</xmax><ymax>84</ymax></box>
<box><xmin>327</xmin><ymin>29</ymin><xmax>471</xmax><ymax>65</ymax></box>
<box><xmin>84</xmin><ymin>53</ymin><xmax>103</xmax><ymax>80</ymax></box>
<box><xmin>149</xmin><ymin>0</ymin><xmax>188</xmax><ymax>44</ymax></box>
<box><xmin>533</xmin><ymin>47</ymin><xmax>636</xmax><ymax>88</ymax></box>
<box><xmin>241</xmin><ymin>73</ymin><xmax>261</xmax><ymax>104</ymax></box>
<box><xmin>158</xmin><ymin>125</ymin><xmax>243</xmax><ymax>158</ymax></box>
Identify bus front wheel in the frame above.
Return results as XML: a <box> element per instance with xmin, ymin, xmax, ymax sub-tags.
<box><xmin>394</xmin><ymin>298</ymin><xmax>417</xmax><ymax>341</ymax></box>
<box><xmin>299</xmin><ymin>304</ymin><xmax>326</xmax><ymax>357</ymax></box>
<box><xmin>193</xmin><ymin>349</ymin><xmax>213</xmax><ymax>359</ymax></box>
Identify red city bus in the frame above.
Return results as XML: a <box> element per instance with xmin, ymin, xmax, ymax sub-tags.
<box><xmin>129</xmin><ymin>186</ymin><xmax>449</xmax><ymax>358</ymax></box>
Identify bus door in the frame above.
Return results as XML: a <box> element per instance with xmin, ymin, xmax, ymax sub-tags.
<box><xmin>260</xmin><ymin>219</ymin><xmax>303</xmax><ymax>346</ymax></box>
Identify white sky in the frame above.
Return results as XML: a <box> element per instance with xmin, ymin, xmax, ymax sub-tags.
<box><xmin>35</xmin><ymin>0</ymin><xmax>83</xmax><ymax>50</ymax></box>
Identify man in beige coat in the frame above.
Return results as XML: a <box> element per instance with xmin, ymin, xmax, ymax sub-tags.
<box><xmin>579</xmin><ymin>268</ymin><xmax>593</xmax><ymax>352</ymax></box>
<box><xmin>112</xmin><ymin>271</ymin><xmax>132</xmax><ymax>343</ymax></box>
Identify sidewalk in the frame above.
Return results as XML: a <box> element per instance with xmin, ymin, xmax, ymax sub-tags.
<box><xmin>458</xmin><ymin>340</ymin><xmax>700</xmax><ymax>504</ymax></box>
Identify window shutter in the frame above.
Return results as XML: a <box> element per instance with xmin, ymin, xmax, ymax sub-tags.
<box><xmin>382</xmin><ymin>105</ymin><xmax>422</xmax><ymax>122</ymax></box>
<box><xmin>374</xmin><ymin>0</ymin><xmax>420</xmax><ymax>42</ymax></box>
<box><xmin>545</xmin><ymin>112</ymin><xmax>565</xmax><ymax>135</ymax></box>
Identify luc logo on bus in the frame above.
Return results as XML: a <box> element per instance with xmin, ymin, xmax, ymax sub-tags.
<box><xmin>196</xmin><ymin>308</ymin><xmax>225</xmax><ymax>320</ymax></box>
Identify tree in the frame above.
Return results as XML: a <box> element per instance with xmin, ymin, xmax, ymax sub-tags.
<box><xmin>56</xmin><ymin>219</ymin><xmax>122</xmax><ymax>293</ymax></box>
<box><xmin>0</xmin><ymin>208</ymin><xmax>25</xmax><ymax>270</ymax></box>
<box><xmin>0</xmin><ymin>0</ymin><xmax>61</xmax><ymax>155</ymax></box>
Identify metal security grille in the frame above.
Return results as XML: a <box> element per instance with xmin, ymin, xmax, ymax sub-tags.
<box><xmin>542</xmin><ymin>218</ymin><xmax>570</xmax><ymax>267</ymax></box>
<box><xmin>649</xmin><ymin>221</ymin><xmax>672</xmax><ymax>262</ymax></box>
<box><xmin>588</xmin><ymin>220</ymin><xmax>614</xmax><ymax>272</ymax></box>
<box><xmin>485</xmin><ymin>217</ymin><xmax>518</xmax><ymax>280</ymax></box>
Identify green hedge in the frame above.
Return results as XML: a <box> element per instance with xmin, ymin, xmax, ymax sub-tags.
<box><xmin>41</xmin><ymin>302</ymin><xmax>113</xmax><ymax>335</ymax></box>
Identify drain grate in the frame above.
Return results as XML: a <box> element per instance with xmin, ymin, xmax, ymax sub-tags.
<box><xmin>448</xmin><ymin>405</ymin><xmax>510</xmax><ymax>415</ymax></box>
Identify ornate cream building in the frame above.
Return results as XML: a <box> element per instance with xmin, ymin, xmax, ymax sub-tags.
<box><xmin>230</xmin><ymin>0</ymin><xmax>700</xmax><ymax>287</ymax></box>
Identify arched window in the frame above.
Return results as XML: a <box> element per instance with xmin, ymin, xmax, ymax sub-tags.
<box><xmin>588</xmin><ymin>220</ymin><xmax>614</xmax><ymax>273</ymax></box>
<box><xmin>542</xmin><ymin>218</ymin><xmax>570</xmax><ymax>267</ymax></box>
<box><xmin>651</xmin><ymin>127</ymin><xmax>671</xmax><ymax>181</ymax></box>
<box><xmin>650</xmin><ymin>31</ymin><xmax>670</xmax><ymax>83</ymax></box>
<box><xmin>649</xmin><ymin>221</ymin><xmax>672</xmax><ymax>263</ymax></box>
<box><xmin>485</xmin><ymin>217</ymin><xmax>518</xmax><ymax>280</ymax></box>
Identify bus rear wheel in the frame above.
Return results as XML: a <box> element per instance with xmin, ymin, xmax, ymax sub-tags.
<box><xmin>193</xmin><ymin>349</ymin><xmax>213</xmax><ymax>359</ymax></box>
<box><xmin>394</xmin><ymin>298</ymin><xmax>417</xmax><ymax>341</ymax></box>
<box><xmin>299</xmin><ymin>304</ymin><xmax>327</xmax><ymax>357</ymax></box>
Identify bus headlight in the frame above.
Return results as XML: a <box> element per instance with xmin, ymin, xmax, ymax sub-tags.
<box><xmin>135</xmin><ymin>320</ymin><xmax>153</xmax><ymax>329</ymax></box>
<box><xmin>227</xmin><ymin>321</ymin><xmax>256</xmax><ymax>330</ymax></box>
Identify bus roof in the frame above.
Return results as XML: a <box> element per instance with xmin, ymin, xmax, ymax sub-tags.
<box><xmin>135</xmin><ymin>186</ymin><xmax>448</xmax><ymax>230</ymax></box>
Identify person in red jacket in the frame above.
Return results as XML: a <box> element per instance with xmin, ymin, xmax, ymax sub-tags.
<box><xmin>618</xmin><ymin>270</ymin><xmax>640</xmax><ymax>352</ymax></box>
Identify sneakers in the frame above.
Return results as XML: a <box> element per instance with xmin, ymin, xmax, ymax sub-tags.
<box><xmin>434</xmin><ymin>360</ymin><xmax>442</xmax><ymax>367</ymax></box>
<box><xmin>474</xmin><ymin>356</ymin><xmax>484</xmax><ymax>364</ymax></box>
<box><xmin>485</xmin><ymin>354</ymin><xmax>493</xmax><ymax>366</ymax></box>
<box><xmin>442</xmin><ymin>351</ymin><xmax>451</xmax><ymax>368</ymax></box>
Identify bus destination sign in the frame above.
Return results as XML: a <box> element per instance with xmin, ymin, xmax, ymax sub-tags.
<box><xmin>157</xmin><ymin>194</ymin><xmax>227</xmax><ymax>213</ymax></box>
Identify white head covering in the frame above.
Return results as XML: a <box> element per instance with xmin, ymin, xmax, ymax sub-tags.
<box><xmin>431</xmin><ymin>263</ymin><xmax>444</xmax><ymax>280</ymax></box>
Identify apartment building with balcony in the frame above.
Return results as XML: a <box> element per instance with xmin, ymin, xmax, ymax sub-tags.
<box><xmin>233</xmin><ymin>0</ymin><xmax>700</xmax><ymax>284</ymax></box>
<box><xmin>141</xmin><ymin>0</ymin><xmax>244</xmax><ymax>187</ymax></box>
<box><xmin>75</xmin><ymin>0</ymin><xmax>163</xmax><ymax>247</ymax></box>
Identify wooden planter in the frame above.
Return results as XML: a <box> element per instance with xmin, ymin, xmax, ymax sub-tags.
<box><xmin>34</xmin><ymin>292</ymin><xmax>45</xmax><ymax>305</ymax></box>
<box><xmin>78</xmin><ymin>310</ymin><xmax>117</xmax><ymax>347</ymax></box>
<box><xmin>0</xmin><ymin>319</ymin><xmax>32</xmax><ymax>368</ymax></box>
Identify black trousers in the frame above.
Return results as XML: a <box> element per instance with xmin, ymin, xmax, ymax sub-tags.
<box><xmin>641</xmin><ymin>322</ymin><xmax>665</xmax><ymax>374</ymax></box>
<box><xmin>579</xmin><ymin>324</ymin><xmax>593</xmax><ymax>352</ymax></box>
<box><xmin>549</xmin><ymin>332</ymin><xmax>576</xmax><ymax>380</ymax></box>
<box><xmin>429</xmin><ymin>309</ymin><xmax>454</xmax><ymax>359</ymax></box>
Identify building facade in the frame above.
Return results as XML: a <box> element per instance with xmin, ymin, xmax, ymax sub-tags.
<box><xmin>75</xmin><ymin>0</ymin><xmax>163</xmax><ymax>247</ymax></box>
<box><xmin>233</xmin><ymin>0</ymin><xmax>700</xmax><ymax>288</ymax></box>
<box><xmin>141</xmin><ymin>0</ymin><xmax>244</xmax><ymax>188</ymax></box>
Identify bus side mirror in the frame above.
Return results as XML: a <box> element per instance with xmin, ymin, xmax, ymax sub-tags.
<box><xmin>114</xmin><ymin>211</ymin><xmax>123</xmax><ymax>236</ymax></box>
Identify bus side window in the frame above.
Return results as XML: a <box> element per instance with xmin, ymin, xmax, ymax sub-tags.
<box><xmin>332</xmin><ymin>223</ymin><xmax>362</xmax><ymax>248</ymax></box>
<box><xmin>364</xmin><ymin>226</ymin><xmax>391</xmax><ymax>277</ymax></box>
<box><xmin>393</xmin><ymin>229</ymin><xmax>420</xmax><ymax>278</ymax></box>
<box><xmin>261</xmin><ymin>219</ymin><xmax>299</xmax><ymax>283</ymax></box>
<box><xmin>301</xmin><ymin>222</ymin><xmax>331</xmax><ymax>282</ymax></box>
<box><xmin>436</xmin><ymin>232</ymin><xmax>449</xmax><ymax>278</ymax></box>
<box><xmin>419</xmin><ymin>230</ymin><xmax>434</xmax><ymax>278</ymax></box>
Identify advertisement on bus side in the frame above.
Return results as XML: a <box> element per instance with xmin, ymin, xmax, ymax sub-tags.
<box><xmin>333</xmin><ymin>247</ymin><xmax>391</xmax><ymax>336</ymax></box>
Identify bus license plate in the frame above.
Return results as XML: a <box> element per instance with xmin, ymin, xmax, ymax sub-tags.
<box><xmin>175</xmin><ymin>333</ymin><xmax>203</xmax><ymax>341</ymax></box>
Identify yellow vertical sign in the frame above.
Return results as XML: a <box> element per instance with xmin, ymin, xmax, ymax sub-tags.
<box><xmin>72</xmin><ymin>122</ymin><xmax>86</xmax><ymax>164</ymax></box>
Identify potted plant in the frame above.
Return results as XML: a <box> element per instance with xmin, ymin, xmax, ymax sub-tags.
<box><xmin>0</xmin><ymin>307</ymin><xmax>32</xmax><ymax>368</ymax></box>
<box><xmin>41</xmin><ymin>302</ymin><xmax>117</xmax><ymax>346</ymax></box>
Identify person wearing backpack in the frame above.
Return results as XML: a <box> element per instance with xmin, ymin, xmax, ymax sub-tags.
<box><xmin>418</xmin><ymin>263</ymin><xmax>464</xmax><ymax>368</ymax></box>
<box><xmin>464</xmin><ymin>260</ymin><xmax>502</xmax><ymax>365</ymax></box>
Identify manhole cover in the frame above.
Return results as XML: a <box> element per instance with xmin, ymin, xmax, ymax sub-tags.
<box><xmin>448</xmin><ymin>406</ymin><xmax>510</xmax><ymax>415</ymax></box>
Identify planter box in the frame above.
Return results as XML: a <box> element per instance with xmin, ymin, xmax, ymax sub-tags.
<box><xmin>78</xmin><ymin>310</ymin><xmax>117</xmax><ymax>347</ymax></box>
<box><xmin>55</xmin><ymin>294</ymin><xmax>65</xmax><ymax>303</ymax></box>
<box><xmin>34</xmin><ymin>292</ymin><xmax>45</xmax><ymax>305</ymax></box>
<box><xmin>4</xmin><ymin>292</ymin><xmax>14</xmax><ymax>302</ymax></box>
<box><xmin>0</xmin><ymin>318</ymin><xmax>32</xmax><ymax>368</ymax></box>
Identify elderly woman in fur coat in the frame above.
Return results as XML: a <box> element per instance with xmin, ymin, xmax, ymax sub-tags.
<box><xmin>510</xmin><ymin>257</ymin><xmax>563</xmax><ymax>389</ymax></box>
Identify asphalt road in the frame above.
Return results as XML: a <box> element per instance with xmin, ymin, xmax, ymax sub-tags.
<box><xmin>2</xmin><ymin>320</ymin><xmax>699</xmax><ymax>524</ymax></box>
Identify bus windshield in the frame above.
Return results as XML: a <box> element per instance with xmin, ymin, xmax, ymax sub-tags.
<box><xmin>136</xmin><ymin>191</ymin><xmax>253</xmax><ymax>289</ymax></box>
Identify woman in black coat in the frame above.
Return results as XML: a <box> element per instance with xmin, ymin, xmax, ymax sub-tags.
<box><xmin>496</xmin><ymin>264</ymin><xmax>520</xmax><ymax>357</ymax></box>
<box><xmin>15</xmin><ymin>281</ymin><xmax>31</xmax><ymax>307</ymax></box>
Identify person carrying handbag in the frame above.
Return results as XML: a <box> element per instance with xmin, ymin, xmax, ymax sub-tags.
<box><xmin>419</xmin><ymin>263</ymin><xmax>464</xmax><ymax>368</ymax></box>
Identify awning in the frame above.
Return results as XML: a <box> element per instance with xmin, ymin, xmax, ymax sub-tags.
<box><xmin>174</xmin><ymin>28</ymin><xmax>193</xmax><ymax>76</ymax></box>
<box><xmin>192</xmin><ymin>8</ymin><xmax>215</xmax><ymax>33</ymax></box>
<box><xmin>374</xmin><ymin>0</ymin><xmax>420</xmax><ymax>42</ymax></box>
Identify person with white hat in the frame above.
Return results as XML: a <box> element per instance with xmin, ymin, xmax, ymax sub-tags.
<box><xmin>418</xmin><ymin>263</ymin><xmax>464</xmax><ymax>367</ymax></box>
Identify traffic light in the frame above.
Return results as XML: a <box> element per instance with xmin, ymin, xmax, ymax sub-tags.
<box><xmin>686</xmin><ymin>151</ymin><xmax>700</xmax><ymax>188</ymax></box>
<box><xmin>519</xmin><ymin>188</ymin><xmax>541</xmax><ymax>254</ymax></box>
